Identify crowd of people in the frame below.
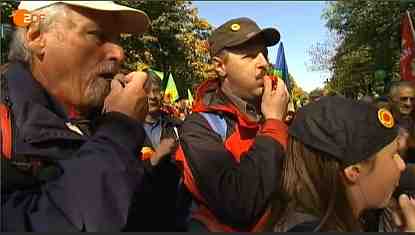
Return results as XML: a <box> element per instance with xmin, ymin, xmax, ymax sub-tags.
<box><xmin>161</xmin><ymin>97</ymin><xmax>193</xmax><ymax>121</ymax></box>
<box><xmin>1</xmin><ymin>1</ymin><xmax>415</xmax><ymax>232</ymax></box>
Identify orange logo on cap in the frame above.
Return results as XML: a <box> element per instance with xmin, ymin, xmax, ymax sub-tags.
<box><xmin>230</xmin><ymin>23</ymin><xmax>240</xmax><ymax>31</ymax></box>
<box><xmin>377</xmin><ymin>108</ymin><xmax>394</xmax><ymax>128</ymax></box>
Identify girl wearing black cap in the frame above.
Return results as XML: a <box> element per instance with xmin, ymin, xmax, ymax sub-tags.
<box><xmin>267</xmin><ymin>96</ymin><xmax>415</xmax><ymax>232</ymax></box>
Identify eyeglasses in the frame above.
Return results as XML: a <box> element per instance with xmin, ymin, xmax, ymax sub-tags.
<box><xmin>399</xmin><ymin>96</ymin><xmax>415</xmax><ymax>102</ymax></box>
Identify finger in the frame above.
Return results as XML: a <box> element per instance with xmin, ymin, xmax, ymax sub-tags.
<box><xmin>123</xmin><ymin>72</ymin><xmax>136</xmax><ymax>83</ymax></box>
<box><xmin>274</xmin><ymin>78</ymin><xmax>285</xmax><ymax>96</ymax></box>
<box><xmin>278</xmin><ymin>78</ymin><xmax>287</xmax><ymax>91</ymax></box>
<box><xmin>272</xmin><ymin>76</ymin><xmax>278</xmax><ymax>90</ymax></box>
<box><xmin>399</xmin><ymin>194</ymin><xmax>415</xmax><ymax>229</ymax></box>
<box><xmin>126</xmin><ymin>72</ymin><xmax>149</xmax><ymax>93</ymax></box>
<box><xmin>110</xmin><ymin>77</ymin><xmax>123</xmax><ymax>93</ymax></box>
<box><xmin>388</xmin><ymin>197</ymin><xmax>404</xmax><ymax>227</ymax></box>
<box><xmin>263</xmin><ymin>76</ymin><xmax>272</xmax><ymax>96</ymax></box>
<box><xmin>284</xmin><ymin>83</ymin><xmax>289</xmax><ymax>96</ymax></box>
<box><xmin>284</xmin><ymin>87</ymin><xmax>290</xmax><ymax>99</ymax></box>
<box><xmin>114</xmin><ymin>73</ymin><xmax>129</xmax><ymax>87</ymax></box>
<box><xmin>391</xmin><ymin>208</ymin><xmax>404</xmax><ymax>227</ymax></box>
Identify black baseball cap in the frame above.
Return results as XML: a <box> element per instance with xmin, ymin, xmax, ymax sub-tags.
<box><xmin>208</xmin><ymin>17</ymin><xmax>280</xmax><ymax>56</ymax></box>
<box><xmin>289</xmin><ymin>96</ymin><xmax>399</xmax><ymax>165</ymax></box>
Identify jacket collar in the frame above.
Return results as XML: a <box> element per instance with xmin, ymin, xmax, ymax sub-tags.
<box><xmin>5</xmin><ymin>62</ymin><xmax>87</xmax><ymax>158</ymax></box>
<box><xmin>192</xmin><ymin>79</ymin><xmax>261</xmax><ymax>128</ymax></box>
<box><xmin>6</xmin><ymin>62</ymin><xmax>68</xmax><ymax>120</ymax></box>
<box><xmin>220</xmin><ymin>83</ymin><xmax>261</xmax><ymax>122</ymax></box>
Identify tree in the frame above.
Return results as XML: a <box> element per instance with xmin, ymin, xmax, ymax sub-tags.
<box><xmin>290</xmin><ymin>74</ymin><xmax>308</xmax><ymax>108</ymax></box>
<box><xmin>309</xmin><ymin>0</ymin><xmax>415</xmax><ymax>98</ymax></box>
<box><xmin>114</xmin><ymin>0</ymin><xmax>213</xmax><ymax>99</ymax></box>
<box><xmin>307</xmin><ymin>32</ymin><xmax>339</xmax><ymax>73</ymax></box>
<box><xmin>1</xmin><ymin>1</ymin><xmax>19</xmax><ymax>64</ymax></box>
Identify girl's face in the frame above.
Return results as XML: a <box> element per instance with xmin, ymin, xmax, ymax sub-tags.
<box><xmin>354</xmin><ymin>135</ymin><xmax>407</xmax><ymax>210</ymax></box>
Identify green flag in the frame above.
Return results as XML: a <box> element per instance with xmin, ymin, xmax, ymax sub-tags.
<box><xmin>187</xmin><ymin>88</ymin><xmax>194</xmax><ymax>104</ymax></box>
<box><xmin>164</xmin><ymin>74</ymin><xmax>178</xmax><ymax>103</ymax></box>
<box><xmin>151</xmin><ymin>69</ymin><xmax>165</xmax><ymax>81</ymax></box>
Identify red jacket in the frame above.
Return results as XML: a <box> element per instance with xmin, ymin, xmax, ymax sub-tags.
<box><xmin>175</xmin><ymin>79</ymin><xmax>288</xmax><ymax>232</ymax></box>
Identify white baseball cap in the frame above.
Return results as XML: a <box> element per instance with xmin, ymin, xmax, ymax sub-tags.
<box><xmin>18</xmin><ymin>1</ymin><xmax>150</xmax><ymax>35</ymax></box>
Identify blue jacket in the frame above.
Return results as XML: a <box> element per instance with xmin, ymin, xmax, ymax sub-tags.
<box><xmin>1</xmin><ymin>62</ymin><xmax>147</xmax><ymax>232</ymax></box>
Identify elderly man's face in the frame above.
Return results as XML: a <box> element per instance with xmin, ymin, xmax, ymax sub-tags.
<box><xmin>147</xmin><ymin>81</ymin><xmax>162</xmax><ymax>114</ymax></box>
<box><xmin>35</xmin><ymin>6</ymin><xmax>125</xmax><ymax>114</ymax></box>
<box><xmin>394</xmin><ymin>86</ymin><xmax>415</xmax><ymax>116</ymax></box>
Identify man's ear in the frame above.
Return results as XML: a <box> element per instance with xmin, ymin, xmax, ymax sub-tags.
<box><xmin>343</xmin><ymin>164</ymin><xmax>363</xmax><ymax>184</ymax></box>
<box><xmin>26</xmin><ymin>23</ymin><xmax>46</xmax><ymax>57</ymax></box>
<box><xmin>213</xmin><ymin>56</ymin><xmax>226</xmax><ymax>78</ymax></box>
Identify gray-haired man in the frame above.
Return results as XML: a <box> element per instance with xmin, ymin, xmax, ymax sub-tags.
<box><xmin>2</xmin><ymin>1</ymin><xmax>151</xmax><ymax>231</ymax></box>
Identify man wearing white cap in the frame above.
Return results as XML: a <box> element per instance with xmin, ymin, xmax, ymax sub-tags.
<box><xmin>1</xmin><ymin>1</ymin><xmax>151</xmax><ymax>231</ymax></box>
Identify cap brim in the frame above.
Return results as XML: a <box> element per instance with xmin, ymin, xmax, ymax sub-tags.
<box><xmin>19</xmin><ymin>1</ymin><xmax>150</xmax><ymax>35</ymax></box>
<box><xmin>260</xmin><ymin>28</ymin><xmax>280</xmax><ymax>47</ymax></box>
<box><xmin>226</xmin><ymin>27</ymin><xmax>280</xmax><ymax>49</ymax></box>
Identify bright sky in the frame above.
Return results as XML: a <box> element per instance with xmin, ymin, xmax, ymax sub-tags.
<box><xmin>193</xmin><ymin>1</ymin><xmax>331</xmax><ymax>92</ymax></box>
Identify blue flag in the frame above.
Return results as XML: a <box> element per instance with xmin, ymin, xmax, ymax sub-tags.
<box><xmin>274</xmin><ymin>42</ymin><xmax>291</xmax><ymax>92</ymax></box>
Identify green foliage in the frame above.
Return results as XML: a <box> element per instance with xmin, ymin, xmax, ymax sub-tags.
<box><xmin>114</xmin><ymin>0</ymin><xmax>213</xmax><ymax>98</ymax></box>
<box><xmin>1</xmin><ymin>1</ymin><xmax>18</xmax><ymax>64</ymax></box>
<box><xmin>290</xmin><ymin>73</ymin><xmax>308</xmax><ymax>108</ymax></box>
<box><xmin>309</xmin><ymin>0</ymin><xmax>415</xmax><ymax>98</ymax></box>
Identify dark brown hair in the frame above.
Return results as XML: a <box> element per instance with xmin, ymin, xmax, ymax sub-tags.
<box><xmin>266</xmin><ymin>137</ymin><xmax>364</xmax><ymax>232</ymax></box>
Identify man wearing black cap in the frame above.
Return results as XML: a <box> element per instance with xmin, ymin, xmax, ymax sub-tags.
<box><xmin>175</xmin><ymin>17</ymin><xmax>289</xmax><ymax>231</ymax></box>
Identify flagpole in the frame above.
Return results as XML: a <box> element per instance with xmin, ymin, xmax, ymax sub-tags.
<box><xmin>407</xmin><ymin>10</ymin><xmax>415</xmax><ymax>41</ymax></box>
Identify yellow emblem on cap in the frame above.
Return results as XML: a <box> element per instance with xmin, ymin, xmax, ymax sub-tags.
<box><xmin>377</xmin><ymin>108</ymin><xmax>394</xmax><ymax>128</ymax></box>
<box><xmin>230</xmin><ymin>23</ymin><xmax>240</xmax><ymax>31</ymax></box>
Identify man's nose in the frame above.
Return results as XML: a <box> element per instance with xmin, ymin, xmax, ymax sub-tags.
<box><xmin>148</xmin><ymin>92</ymin><xmax>156</xmax><ymax>99</ymax></box>
<box><xmin>104</xmin><ymin>42</ymin><xmax>125</xmax><ymax>64</ymax></box>
<box><xmin>256</xmin><ymin>52</ymin><xmax>269</xmax><ymax>68</ymax></box>
<box><xmin>404</xmin><ymin>99</ymin><xmax>413</xmax><ymax>107</ymax></box>
<box><xmin>396</xmin><ymin>154</ymin><xmax>406</xmax><ymax>172</ymax></box>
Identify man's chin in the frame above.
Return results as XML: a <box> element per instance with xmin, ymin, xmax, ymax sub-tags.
<box><xmin>77</xmin><ymin>103</ymin><xmax>102</xmax><ymax>119</ymax></box>
<box><xmin>148</xmin><ymin>107</ymin><xmax>161</xmax><ymax>114</ymax></box>
<box><xmin>79</xmin><ymin>93</ymin><xmax>108</xmax><ymax>117</ymax></box>
<box><xmin>401</xmin><ymin>110</ymin><xmax>413</xmax><ymax>116</ymax></box>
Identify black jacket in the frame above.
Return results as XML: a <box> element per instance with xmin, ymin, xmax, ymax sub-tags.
<box><xmin>275</xmin><ymin>209</ymin><xmax>402</xmax><ymax>232</ymax></box>
<box><xmin>176</xmin><ymin>79</ymin><xmax>288</xmax><ymax>231</ymax></box>
<box><xmin>1</xmin><ymin>62</ymin><xmax>147</xmax><ymax>232</ymax></box>
<box><xmin>124</xmin><ymin>112</ymin><xmax>183</xmax><ymax>231</ymax></box>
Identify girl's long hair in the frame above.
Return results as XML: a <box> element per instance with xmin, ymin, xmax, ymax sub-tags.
<box><xmin>266</xmin><ymin>137</ymin><xmax>363</xmax><ymax>232</ymax></box>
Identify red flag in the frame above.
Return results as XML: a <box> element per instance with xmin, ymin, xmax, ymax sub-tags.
<box><xmin>400</xmin><ymin>11</ymin><xmax>415</xmax><ymax>81</ymax></box>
